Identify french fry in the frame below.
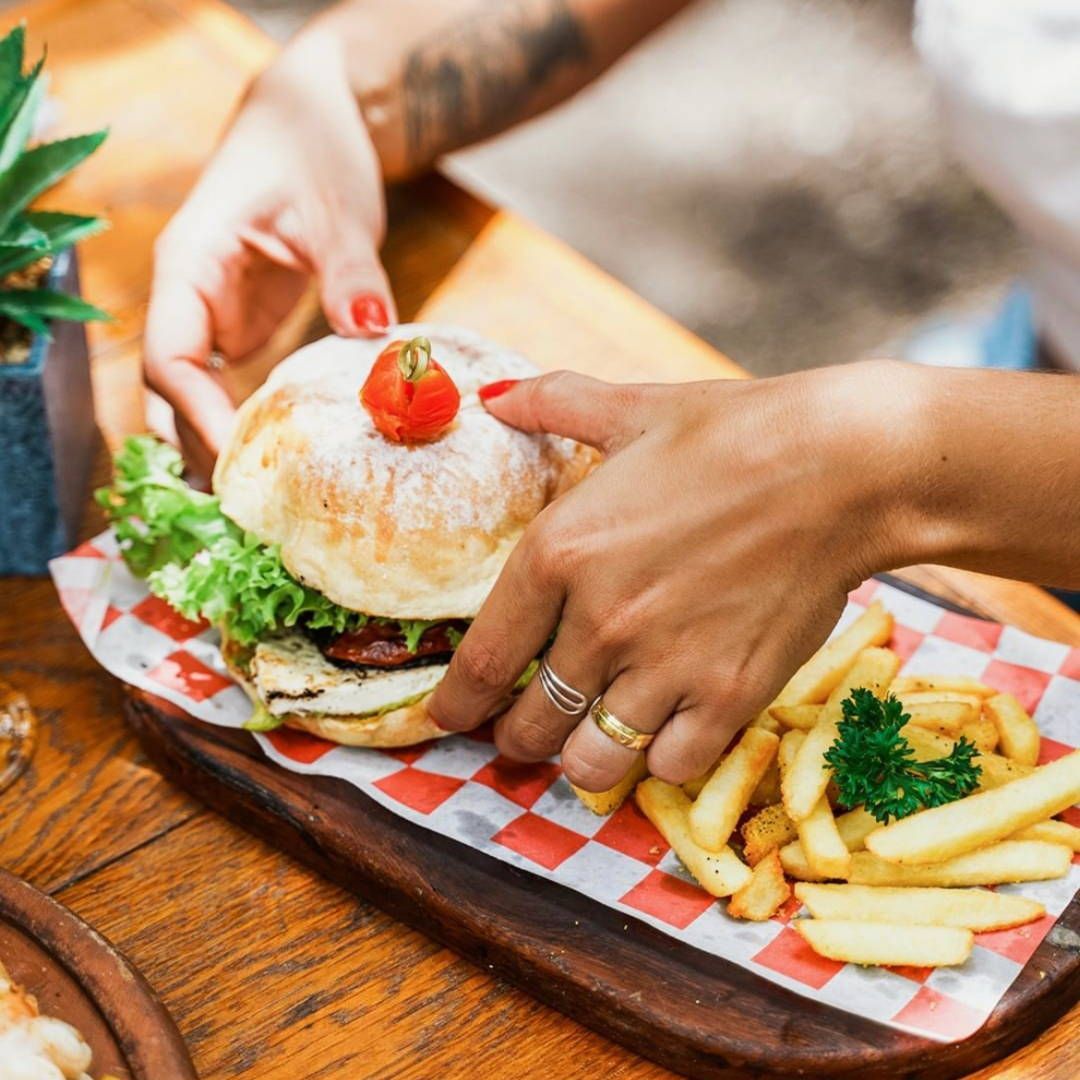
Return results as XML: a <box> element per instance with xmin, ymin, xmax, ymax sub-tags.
<box><xmin>572</xmin><ymin>754</ymin><xmax>647</xmax><ymax>815</ymax></box>
<box><xmin>765</xmin><ymin>602</ymin><xmax>893</xmax><ymax>710</ymax></box>
<box><xmin>689</xmin><ymin>727</ymin><xmax>779</xmax><ymax>851</ymax></box>
<box><xmin>777</xmin><ymin>807</ymin><xmax>876</xmax><ymax>881</ymax></box>
<box><xmin>783</xmin><ymin>647</ymin><xmax>901</xmax><ymax>822</ymax></box>
<box><xmin>682</xmin><ymin>758</ymin><xmax>721</xmax><ymax>800</ymax></box>
<box><xmin>984</xmin><ymin>693</ymin><xmax>1041</xmax><ymax>767</ymax></box>
<box><xmin>797</xmin><ymin>797</ymin><xmax>851</xmax><ymax>880</ymax></box>
<box><xmin>727</xmin><ymin>849</ymin><xmax>791</xmax><ymax>921</ymax></box>
<box><xmin>634</xmin><ymin>778</ymin><xmax>751</xmax><ymax>897</ymax></box>
<box><xmin>750</xmin><ymin>711</ymin><xmax>782</xmax><ymax>735</ymax></box>
<box><xmin>794</xmin><ymin>919</ymin><xmax>973</xmax><ymax>968</ymax></box>
<box><xmin>902</xmin><ymin>700</ymin><xmax>977</xmax><ymax>737</ymax></box>
<box><xmin>794</xmin><ymin>883</ymin><xmax>1045</xmax><ymax>932</ymax></box>
<box><xmin>849</xmin><ymin>842</ymin><xmax>1071</xmax><ymax>887</ymax></box>
<box><xmin>959</xmin><ymin>714</ymin><xmax>1000</xmax><ymax>755</ymax></box>
<box><xmin>973</xmin><ymin>751</ymin><xmax>1035</xmax><ymax>789</ymax></box>
<box><xmin>865</xmin><ymin>750</ymin><xmax>1080</xmax><ymax>864</ymax></box>
<box><xmin>777</xmin><ymin>729</ymin><xmax>805</xmax><ymax>775</ymax></box>
<box><xmin>892</xmin><ymin>675</ymin><xmax>994</xmax><ymax>698</ymax></box>
<box><xmin>898</xmin><ymin>691</ymin><xmax>984</xmax><ymax>712</ymax></box>
<box><xmin>901</xmin><ymin>724</ymin><xmax>1033</xmax><ymax>790</ymax></box>
<box><xmin>779</xmin><ymin>839</ymin><xmax>824</xmax><ymax>882</ymax></box>
<box><xmin>768</xmin><ymin>704</ymin><xmax>822</xmax><ymax>731</ymax></box>
<box><xmin>741</xmin><ymin>803</ymin><xmax>798</xmax><ymax>866</ymax></box>
<box><xmin>834</xmin><ymin>807</ymin><xmax>880</xmax><ymax>851</ymax></box>
<box><xmin>1010</xmin><ymin>819</ymin><xmax>1080</xmax><ymax>851</ymax></box>
<box><xmin>749</xmin><ymin>762</ymin><xmax>782</xmax><ymax>807</ymax></box>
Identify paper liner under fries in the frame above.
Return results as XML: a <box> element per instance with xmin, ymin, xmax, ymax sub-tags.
<box><xmin>51</xmin><ymin>534</ymin><xmax>1080</xmax><ymax>1043</ymax></box>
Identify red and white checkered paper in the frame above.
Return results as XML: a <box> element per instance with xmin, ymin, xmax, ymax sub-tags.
<box><xmin>51</xmin><ymin>535</ymin><xmax>1080</xmax><ymax>1043</ymax></box>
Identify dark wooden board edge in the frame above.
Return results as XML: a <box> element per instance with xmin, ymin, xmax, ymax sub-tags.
<box><xmin>0</xmin><ymin>867</ymin><xmax>198</xmax><ymax>1080</ymax></box>
<box><xmin>123</xmin><ymin>690</ymin><xmax>1079</xmax><ymax>1080</ymax></box>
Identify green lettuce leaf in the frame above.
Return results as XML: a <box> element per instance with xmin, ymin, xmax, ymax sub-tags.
<box><xmin>96</xmin><ymin>436</ymin><xmax>454</xmax><ymax>651</ymax></box>
<box><xmin>95</xmin><ymin>435</ymin><xmax>233</xmax><ymax>575</ymax></box>
<box><xmin>148</xmin><ymin>532</ymin><xmax>364</xmax><ymax>647</ymax></box>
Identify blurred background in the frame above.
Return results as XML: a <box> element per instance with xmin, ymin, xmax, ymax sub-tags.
<box><xmin>239</xmin><ymin>0</ymin><xmax>1021</xmax><ymax>377</ymax></box>
<box><xmin>105</xmin><ymin>1</ymin><xmax>1034</xmax><ymax>377</ymax></box>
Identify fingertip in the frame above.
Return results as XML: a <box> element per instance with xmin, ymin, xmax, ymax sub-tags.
<box><xmin>425</xmin><ymin>689</ymin><xmax>472</xmax><ymax>733</ymax></box>
<box><xmin>477</xmin><ymin>379</ymin><xmax>520</xmax><ymax>406</ymax></box>
<box><xmin>349</xmin><ymin>292</ymin><xmax>392</xmax><ymax>336</ymax></box>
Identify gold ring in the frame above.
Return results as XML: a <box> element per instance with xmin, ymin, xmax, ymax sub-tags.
<box><xmin>590</xmin><ymin>697</ymin><xmax>654</xmax><ymax>751</ymax></box>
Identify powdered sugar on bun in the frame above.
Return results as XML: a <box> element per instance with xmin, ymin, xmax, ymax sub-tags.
<box><xmin>213</xmin><ymin>325</ymin><xmax>597</xmax><ymax>619</ymax></box>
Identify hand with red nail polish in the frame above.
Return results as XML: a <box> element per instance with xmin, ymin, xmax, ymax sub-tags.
<box><xmin>144</xmin><ymin>33</ymin><xmax>397</xmax><ymax>472</ymax></box>
<box><xmin>478</xmin><ymin>379</ymin><xmax>519</xmax><ymax>403</ymax></box>
<box><xmin>352</xmin><ymin>293</ymin><xmax>391</xmax><ymax>335</ymax></box>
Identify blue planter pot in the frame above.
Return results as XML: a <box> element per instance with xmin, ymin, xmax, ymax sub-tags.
<box><xmin>0</xmin><ymin>250</ymin><xmax>97</xmax><ymax>575</ymax></box>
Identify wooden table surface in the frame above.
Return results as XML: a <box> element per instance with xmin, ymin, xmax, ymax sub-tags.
<box><xmin>0</xmin><ymin>1</ymin><xmax>1077</xmax><ymax>1077</ymax></box>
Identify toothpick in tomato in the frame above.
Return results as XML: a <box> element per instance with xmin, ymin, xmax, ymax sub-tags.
<box><xmin>360</xmin><ymin>336</ymin><xmax>461</xmax><ymax>443</ymax></box>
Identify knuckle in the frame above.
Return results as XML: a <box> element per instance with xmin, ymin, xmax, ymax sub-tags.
<box><xmin>583</xmin><ymin>600</ymin><xmax>638</xmax><ymax>653</ymax></box>
<box><xmin>500</xmin><ymin>714</ymin><xmax>561</xmax><ymax>760</ymax></box>
<box><xmin>453</xmin><ymin>638</ymin><xmax>514</xmax><ymax>696</ymax></box>
<box><xmin>520</xmin><ymin>516</ymin><xmax>580</xmax><ymax>585</ymax></box>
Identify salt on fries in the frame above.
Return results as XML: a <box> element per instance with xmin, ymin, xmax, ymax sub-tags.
<box><xmin>634</xmin><ymin>778</ymin><xmax>751</xmax><ymax>897</ymax></box>
<box><xmin>570</xmin><ymin>601</ymin><xmax>1077</xmax><ymax>972</ymax></box>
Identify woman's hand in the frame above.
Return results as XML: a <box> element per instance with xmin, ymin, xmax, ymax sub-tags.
<box><xmin>144</xmin><ymin>31</ymin><xmax>395</xmax><ymax>479</ymax></box>
<box><xmin>428</xmin><ymin>362</ymin><xmax>920</xmax><ymax>791</ymax></box>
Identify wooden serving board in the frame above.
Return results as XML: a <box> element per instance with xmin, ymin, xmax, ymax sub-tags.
<box><xmin>0</xmin><ymin>868</ymin><xmax>197</xmax><ymax>1080</ymax></box>
<box><xmin>120</xmin><ymin>583</ymin><xmax>1080</xmax><ymax>1080</ymax></box>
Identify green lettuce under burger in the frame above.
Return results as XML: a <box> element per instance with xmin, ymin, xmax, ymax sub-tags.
<box><xmin>97</xmin><ymin>436</ymin><xmax>459</xmax><ymax>728</ymax></box>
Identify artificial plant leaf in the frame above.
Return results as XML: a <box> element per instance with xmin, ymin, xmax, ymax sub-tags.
<box><xmin>0</xmin><ymin>57</ymin><xmax>44</xmax><ymax>173</ymax></box>
<box><xmin>0</xmin><ymin>286</ymin><xmax>110</xmax><ymax>324</ymax></box>
<box><xmin>0</xmin><ymin>130</ymin><xmax>108</xmax><ymax>233</ymax></box>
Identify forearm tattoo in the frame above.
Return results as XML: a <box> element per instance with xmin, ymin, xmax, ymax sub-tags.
<box><xmin>403</xmin><ymin>0</ymin><xmax>590</xmax><ymax>165</ymax></box>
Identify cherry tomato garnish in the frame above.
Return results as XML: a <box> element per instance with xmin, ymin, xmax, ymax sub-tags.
<box><xmin>359</xmin><ymin>336</ymin><xmax>461</xmax><ymax>443</ymax></box>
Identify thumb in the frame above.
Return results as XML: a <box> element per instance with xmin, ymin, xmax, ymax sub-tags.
<box><xmin>478</xmin><ymin>370</ymin><xmax>646</xmax><ymax>453</ymax></box>
<box><xmin>315</xmin><ymin>240</ymin><xmax>398</xmax><ymax>338</ymax></box>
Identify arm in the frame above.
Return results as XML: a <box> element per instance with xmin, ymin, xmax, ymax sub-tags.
<box><xmin>883</xmin><ymin>365</ymin><xmax>1080</xmax><ymax>587</ymax></box>
<box><xmin>428</xmin><ymin>362</ymin><xmax>1080</xmax><ymax>792</ymax></box>
<box><xmin>145</xmin><ymin>0</ymin><xmax>691</xmax><ymax>475</ymax></box>
<box><xmin>302</xmin><ymin>0</ymin><xmax>696</xmax><ymax>181</ymax></box>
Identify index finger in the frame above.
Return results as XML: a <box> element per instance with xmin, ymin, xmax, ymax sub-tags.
<box><xmin>427</xmin><ymin>526</ymin><xmax>564</xmax><ymax>732</ymax></box>
<box><xmin>143</xmin><ymin>272</ymin><xmax>236</xmax><ymax>461</ymax></box>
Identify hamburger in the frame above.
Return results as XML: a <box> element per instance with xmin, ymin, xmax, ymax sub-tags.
<box><xmin>101</xmin><ymin>325</ymin><xmax>594</xmax><ymax>746</ymax></box>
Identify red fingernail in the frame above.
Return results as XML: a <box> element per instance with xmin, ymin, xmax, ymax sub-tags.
<box><xmin>351</xmin><ymin>293</ymin><xmax>390</xmax><ymax>334</ymax></box>
<box><xmin>478</xmin><ymin>379</ymin><xmax>519</xmax><ymax>402</ymax></box>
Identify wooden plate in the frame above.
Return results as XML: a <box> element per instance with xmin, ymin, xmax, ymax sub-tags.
<box><xmin>0</xmin><ymin>868</ymin><xmax>197</xmax><ymax>1080</ymax></box>
<box><xmin>120</xmin><ymin>582</ymin><xmax>1080</xmax><ymax>1079</ymax></box>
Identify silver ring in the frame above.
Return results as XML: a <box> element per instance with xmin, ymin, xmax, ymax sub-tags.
<box><xmin>537</xmin><ymin>653</ymin><xmax>589</xmax><ymax>717</ymax></box>
<box><xmin>206</xmin><ymin>351</ymin><xmax>226</xmax><ymax>372</ymax></box>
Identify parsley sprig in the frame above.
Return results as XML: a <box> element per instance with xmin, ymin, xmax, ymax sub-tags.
<box><xmin>824</xmin><ymin>688</ymin><xmax>982</xmax><ymax>824</ymax></box>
